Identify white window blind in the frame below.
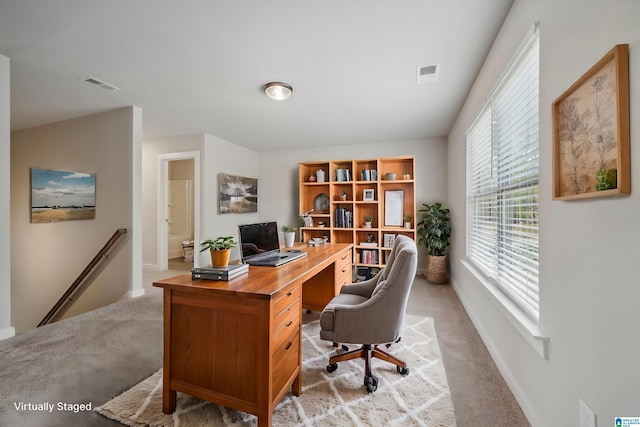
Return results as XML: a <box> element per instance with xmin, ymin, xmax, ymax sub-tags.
<box><xmin>466</xmin><ymin>27</ymin><xmax>540</xmax><ymax>321</ymax></box>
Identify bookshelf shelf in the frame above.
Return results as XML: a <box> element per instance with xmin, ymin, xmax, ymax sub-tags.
<box><xmin>299</xmin><ymin>155</ymin><xmax>416</xmax><ymax>269</ymax></box>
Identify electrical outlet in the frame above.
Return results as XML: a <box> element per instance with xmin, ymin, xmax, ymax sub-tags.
<box><xmin>579</xmin><ymin>398</ymin><xmax>597</xmax><ymax>427</ymax></box>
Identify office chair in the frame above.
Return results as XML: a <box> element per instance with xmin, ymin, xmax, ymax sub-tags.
<box><xmin>319</xmin><ymin>235</ymin><xmax>418</xmax><ymax>393</ymax></box>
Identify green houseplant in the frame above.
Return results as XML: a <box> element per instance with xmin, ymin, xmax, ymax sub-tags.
<box><xmin>417</xmin><ymin>203</ymin><xmax>451</xmax><ymax>283</ymax></box>
<box><xmin>200</xmin><ymin>236</ymin><xmax>236</xmax><ymax>267</ymax></box>
<box><xmin>282</xmin><ymin>225</ymin><xmax>297</xmax><ymax>248</ymax></box>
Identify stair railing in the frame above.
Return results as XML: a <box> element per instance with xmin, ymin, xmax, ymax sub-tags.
<box><xmin>37</xmin><ymin>228</ymin><xmax>127</xmax><ymax>327</ymax></box>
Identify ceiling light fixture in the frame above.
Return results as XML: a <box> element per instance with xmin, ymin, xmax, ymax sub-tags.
<box><xmin>263</xmin><ymin>82</ymin><xmax>293</xmax><ymax>101</ymax></box>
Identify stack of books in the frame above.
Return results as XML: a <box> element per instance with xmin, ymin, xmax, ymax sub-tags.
<box><xmin>334</xmin><ymin>208</ymin><xmax>353</xmax><ymax>228</ymax></box>
<box><xmin>191</xmin><ymin>263</ymin><xmax>249</xmax><ymax>281</ymax></box>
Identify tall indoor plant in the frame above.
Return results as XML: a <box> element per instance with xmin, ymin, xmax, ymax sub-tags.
<box><xmin>200</xmin><ymin>236</ymin><xmax>236</xmax><ymax>267</ymax></box>
<box><xmin>417</xmin><ymin>202</ymin><xmax>451</xmax><ymax>284</ymax></box>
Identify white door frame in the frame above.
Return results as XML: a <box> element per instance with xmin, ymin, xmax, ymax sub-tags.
<box><xmin>157</xmin><ymin>151</ymin><xmax>200</xmax><ymax>271</ymax></box>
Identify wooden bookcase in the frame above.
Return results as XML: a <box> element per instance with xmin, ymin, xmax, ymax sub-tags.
<box><xmin>299</xmin><ymin>156</ymin><xmax>416</xmax><ymax>269</ymax></box>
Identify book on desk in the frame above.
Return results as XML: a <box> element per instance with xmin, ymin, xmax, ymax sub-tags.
<box><xmin>191</xmin><ymin>263</ymin><xmax>249</xmax><ymax>281</ymax></box>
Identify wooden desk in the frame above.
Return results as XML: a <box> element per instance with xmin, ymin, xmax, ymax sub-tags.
<box><xmin>153</xmin><ymin>243</ymin><xmax>353</xmax><ymax>426</ymax></box>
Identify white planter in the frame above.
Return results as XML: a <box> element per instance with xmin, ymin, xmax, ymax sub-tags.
<box><xmin>283</xmin><ymin>232</ymin><xmax>296</xmax><ymax>248</ymax></box>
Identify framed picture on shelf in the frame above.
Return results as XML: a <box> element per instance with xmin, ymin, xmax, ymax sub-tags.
<box><xmin>383</xmin><ymin>233</ymin><xmax>396</xmax><ymax>248</ymax></box>
<box><xmin>363</xmin><ymin>189</ymin><xmax>375</xmax><ymax>201</ymax></box>
<box><xmin>384</xmin><ymin>190</ymin><xmax>404</xmax><ymax>226</ymax></box>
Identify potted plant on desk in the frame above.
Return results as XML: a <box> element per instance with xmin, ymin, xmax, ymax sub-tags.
<box><xmin>282</xmin><ymin>225</ymin><xmax>297</xmax><ymax>248</ymax></box>
<box><xmin>417</xmin><ymin>203</ymin><xmax>451</xmax><ymax>284</ymax></box>
<box><xmin>200</xmin><ymin>236</ymin><xmax>236</xmax><ymax>267</ymax></box>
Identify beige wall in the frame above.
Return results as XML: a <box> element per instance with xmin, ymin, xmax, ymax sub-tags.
<box><xmin>447</xmin><ymin>0</ymin><xmax>640</xmax><ymax>424</ymax></box>
<box><xmin>0</xmin><ymin>55</ymin><xmax>12</xmax><ymax>339</ymax></box>
<box><xmin>10</xmin><ymin>107</ymin><xmax>139</xmax><ymax>333</ymax></box>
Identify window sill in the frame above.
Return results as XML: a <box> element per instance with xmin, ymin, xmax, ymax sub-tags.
<box><xmin>460</xmin><ymin>260</ymin><xmax>549</xmax><ymax>360</ymax></box>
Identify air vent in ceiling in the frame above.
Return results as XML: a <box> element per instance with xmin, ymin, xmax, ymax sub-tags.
<box><xmin>80</xmin><ymin>76</ymin><xmax>121</xmax><ymax>92</ymax></box>
<box><xmin>416</xmin><ymin>64</ymin><xmax>440</xmax><ymax>84</ymax></box>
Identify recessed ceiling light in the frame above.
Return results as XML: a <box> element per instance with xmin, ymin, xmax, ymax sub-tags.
<box><xmin>263</xmin><ymin>82</ymin><xmax>293</xmax><ymax>101</ymax></box>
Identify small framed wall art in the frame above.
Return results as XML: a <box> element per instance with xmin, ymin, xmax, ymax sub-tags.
<box><xmin>552</xmin><ymin>44</ymin><xmax>630</xmax><ymax>200</ymax></box>
<box><xmin>218</xmin><ymin>173</ymin><xmax>258</xmax><ymax>214</ymax></box>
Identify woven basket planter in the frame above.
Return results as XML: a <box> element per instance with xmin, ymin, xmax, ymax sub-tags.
<box><xmin>425</xmin><ymin>254</ymin><xmax>449</xmax><ymax>284</ymax></box>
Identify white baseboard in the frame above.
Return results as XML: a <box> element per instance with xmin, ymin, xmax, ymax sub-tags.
<box><xmin>143</xmin><ymin>263</ymin><xmax>161</xmax><ymax>272</ymax></box>
<box><xmin>126</xmin><ymin>289</ymin><xmax>145</xmax><ymax>299</ymax></box>
<box><xmin>0</xmin><ymin>326</ymin><xmax>16</xmax><ymax>341</ymax></box>
<box><xmin>450</xmin><ymin>276</ymin><xmax>544</xmax><ymax>426</ymax></box>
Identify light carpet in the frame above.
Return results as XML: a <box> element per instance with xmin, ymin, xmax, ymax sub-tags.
<box><xmin>95</xmin><ymin>314</ymin><xmax>456</xmax><ymax>426</ymax></box>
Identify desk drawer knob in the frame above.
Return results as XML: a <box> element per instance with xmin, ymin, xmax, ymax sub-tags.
<box><xmin>285</xmin><ymin>342</ymin><xmax>292</xmax><ymax>350</ymax></box>
<box><xmin>287</xmin><ymin>291</ymin><xmax>293</xmax><ymax>296</ymax></box>
<box><xmin>286</xmin><ymin>320</ymin><xmax>293</xmax><ymax>327</ymax></box>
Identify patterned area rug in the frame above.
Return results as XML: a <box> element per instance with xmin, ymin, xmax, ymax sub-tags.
<box><xmin>95</xmin><ymin>314</ymin><xmax>456</xmax><ymax>426</ymax></box>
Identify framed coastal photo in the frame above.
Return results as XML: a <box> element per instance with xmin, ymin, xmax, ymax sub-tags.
<box><xmin>552</xmin><ymin>44</ymin><xmax>630</xmax><ymax>200</ymax></box>
<box><xmin>30</xmin><ymin>168</ymin><xmax>96</xmax><ymax>223</ymax></box>
<box><xmin>218</xmin><ymin>173</ymin><xmax>258</xmax><ymax>214</ymax></box>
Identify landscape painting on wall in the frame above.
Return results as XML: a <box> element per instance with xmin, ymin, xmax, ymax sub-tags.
<box><xmin>218</xmin><ymin>173</ymin><xmax>258</xmax><ymax>214</ymax></box>
<box><xmin>31</xmin><ymin>168</ymin><xmax>96</xmax><ymax>223</ymax></box>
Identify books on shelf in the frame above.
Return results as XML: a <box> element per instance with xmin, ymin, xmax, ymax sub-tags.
<box><xmin>335</xmin><ymin>168</ymin><xmax>351</xmax><ymax>182</ymax></box>
<box><xmin>383</xmin><ymin>233</ymin><xmax>397</xmax><ymax>248</ymax></box>
<box><xmin>359</xmin><ymin>249</ymin><xmax>379</xmax><ymax>265</ymax></box>
<box><xmin>192</xmin><ymin>263</ymin><xmax>249</xmax><ymax>281</ymax></box>
<box><xmin>334</xmin><ymin>208</ymin><xmax>353</xmax><ymax>228</ymax></box>
<box><xmin>360</xmin><ymin>169</ymin><xmax>378</xmax><ymax>181</ymax></box>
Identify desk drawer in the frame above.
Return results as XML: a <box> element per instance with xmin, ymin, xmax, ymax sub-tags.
<box><xmin>273</xmin><ymin>284</ymin><xmax>301</xmax><ymax>316</ymax></box>
<box><xmin>272</xmin><ymin>329</ymin><xmax>300</xmax><ymax>397</ymax></box>
<box><xmin>273</xmin><ymin>299</ymin><xmax>300</xmax><ymax>350</ymax></box>
<box><xmin>335</xmin><ymin>249</ymin><xmax>352</xmax><ymax>271</ymax></box>
<box><xmin>335</xmin><ymin>249</ymin><xmax>353</xmax><ymax>288</ymax></box>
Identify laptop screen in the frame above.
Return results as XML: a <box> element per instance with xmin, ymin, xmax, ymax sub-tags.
<box><xmin>239</xmin><ymin>222</ymin><xmax>280</xmax><ymax>261</ymax></box>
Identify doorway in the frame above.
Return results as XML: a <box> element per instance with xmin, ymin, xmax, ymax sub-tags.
<box><xmin>157</xmin><ymin>151</ymin><xmax>200</xmax><ymax>271</ymax></box>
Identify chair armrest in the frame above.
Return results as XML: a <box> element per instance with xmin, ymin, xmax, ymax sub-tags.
<box><xmin>339</xmin><ymin>275</ymin><xmax>379</xmax><ymax>298</ymax></box>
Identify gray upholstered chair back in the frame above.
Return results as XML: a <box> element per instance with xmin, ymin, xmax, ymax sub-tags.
<box><xmin>320</xmin><ymin>235</ymin><xmax>417</xmax><ymax>345</ymax></box>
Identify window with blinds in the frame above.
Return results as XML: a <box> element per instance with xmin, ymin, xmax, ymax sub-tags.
<box><xmin>466</xmin><ymin>27</ymin><xmax>540</xmax><ymax>321</ymax></box>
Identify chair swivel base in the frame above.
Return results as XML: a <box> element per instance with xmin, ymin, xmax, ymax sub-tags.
<box><xmin>326</xmin><ymin>343</ymin><xmax>409</xmax><ymax>393</ymax></box>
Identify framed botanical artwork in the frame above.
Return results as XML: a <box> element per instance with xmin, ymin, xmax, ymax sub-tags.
<box><xmin>363</xmin><ymin>189</ymin><xmax>375</xmax><ymax>201</ymax></box>
<box><xmin>552</xmin><ymin>44</ymin><xmax>630</xmax><ymax>200</ymax></box>
<box><xmin>30</xmin><ymin>168</ymin><xmax>96</xmax><ymax>223</ymax></box>
<box><xmin>218</xmin><ymin>173</ymin><xmax>258</xmax><ymax>214</ymax></box>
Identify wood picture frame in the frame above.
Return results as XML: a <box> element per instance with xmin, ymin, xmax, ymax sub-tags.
<box><xmin>552</xmin><ymin>44</ymin><xmax>630</xmax><ymax>200</ymax></box>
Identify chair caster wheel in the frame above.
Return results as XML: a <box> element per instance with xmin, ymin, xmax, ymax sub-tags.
<box><xmin>397</xmin><ymin>366</ymin><xmax>410</xmax><ymax>375</ymax></box>
<box><xmin>364</xmin><ymin>375</ymin><xmax>378</xmax><ymax>393</ymax></box>
<box><xmin>327</xmin><ymin>363</ymin><xmax>338</xmax><ymax>373</ymax></box>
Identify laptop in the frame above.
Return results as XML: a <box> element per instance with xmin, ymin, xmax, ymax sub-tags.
<box><xmin>238</xmin><ymin>221</ymin><xmax>307</xmax><ymax>267</ymax></box>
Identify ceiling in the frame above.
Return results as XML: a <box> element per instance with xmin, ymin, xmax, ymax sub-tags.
<box><xmin>0</xmin><ymin>0</ymin><xmax>513</xmax><ymax>152</ymax></box>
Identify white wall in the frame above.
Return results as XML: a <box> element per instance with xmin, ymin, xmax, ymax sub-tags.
<box><xmin>0</xmin><ymin>55</ymin><xmax>13</xmax><ymax>340</ymax></box>
<box><xmin>447</xmin><ymin>0</ymin><xmax>640</xmax><ymax>425</ymax></box>
<box><xmin>259</xmin><ymin>138</ymin><xmax>448</xmax><ymax>267</ymax></box>
<box><xmin>142</xmin><ymin>133</ymin><xmax>260</xmax><ymax>268</ymax></box>
<box><xmin>142</xmin><ymin>134</ymin><xmax>203</xmax><ymax>268</ymax></box>
<box><xmin>10</xmin><ymin>107</ymin><xmax>140</xmax><ymax>333</ymax></box>
<box><xmin>198</xmin><ymin>134</ymin><xmax>260</xmax><ymax>265</ymax></box>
